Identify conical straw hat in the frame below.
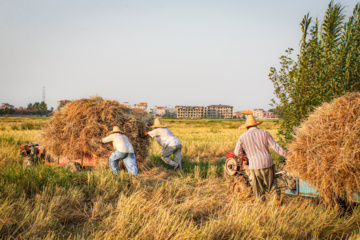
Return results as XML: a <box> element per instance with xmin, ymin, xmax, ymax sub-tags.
<box><xmin>239</xmin><ymin>115</ymin><xmax>263</xmax><ymax>129</ymax></box>
<box><xmin>108</xmin><ymin>126</ymin><xmax>126</xmax><ymax>135</ymax></box>
<box><xmin>152</xmin><ymin>118</ymin><xmax>166</xmax><ymax>128</ymax></box>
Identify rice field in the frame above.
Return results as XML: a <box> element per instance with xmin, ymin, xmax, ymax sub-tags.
<box><xmin>0</xmin><ymin>117</ymin><xmax>359</xmax><ymax>239</ymax></box>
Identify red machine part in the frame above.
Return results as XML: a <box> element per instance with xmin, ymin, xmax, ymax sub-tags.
<box><xmin>20</xmin><ymin>143</ymin><xmax>95</xmax><ymax>168</ymax></box>
<box><xmin>227</xmin><ymin>151</ymin><xmax>248</xmax><ymax>165</ymax></box>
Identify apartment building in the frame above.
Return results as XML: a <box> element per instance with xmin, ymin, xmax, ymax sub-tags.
<box><xmin>56</xmin><ymin>100</ymin><xmax>71</xmax><ymax>110</ymax></box>
<box><xmin>155</xmin><ymin>106</ymin><xmax>167</xmax><ymax>116</ymax></box>
<box><xmin>253</xmin><ymin>109</ymin><xmax>264</xmax><ymax>119</ymax></box>
<box><xmin>134</xmin><ymin>102</ymin><xmax>148</xmax><ymax>111</ymax></box>
<box><xmin>264</xmin><ymin>111</ymin><xmax>278</xmax><ymax>119</ymax></box>
<box><xmin>167</xmin><ymin>108</ymin><xmax>177</xmax><ymax>117</ymax></box>
<box><xmin>0</xmin><ymin>103</ymin><xmax>14</xmax><ymax>109</ymax></box>
<box><xmin>176</xmin><ymin>106</ymin><xmax>206</xmax><ymax>119</ymax></box>
<box><xmin>233</xmin><ymin>111</ymin><xmax>245</xmax><ymax>119</ymax></box>
<box><xmin>122</xmin><ymin>102</ymin><xmax>133</xmax><ymax>109</ymax></box>
<box><xmin>253</xmin><ymin>109</ymin><xmax>278</xmax><ymax>119</ymax></box>
<box><xmin>206</xmin><ymin>105</ymin><xmax>233</xmax><ymax>119</ymax></box>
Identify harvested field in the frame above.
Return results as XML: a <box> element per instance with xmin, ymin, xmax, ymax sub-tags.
<box><xmin>287</xmin><ymin>92</ymin><xmax>360</xmax><ymax>203</ymax></box>
<box><xmin>41</xmin><ymin>97</ymin><xmax>153</xmax><ymax>168</ymax></box>
<box><xmin>1</xmin><ymin>117</ymin><xmax>360</xmax><ymax>239</ymax></box>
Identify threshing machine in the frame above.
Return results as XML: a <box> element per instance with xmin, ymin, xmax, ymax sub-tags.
<box><xmin>224</xmin><ymin>151</ymin><xmax>360</xmax><ymax>202</ymax></box>
<box><xmin>20</xmin><ymin>143</ymin><xmax>95</xmax><ymax>172</ymax></box>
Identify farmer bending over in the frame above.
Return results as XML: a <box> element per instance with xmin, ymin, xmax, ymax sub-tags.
<box><xmin>145</xmin><ymin>118</ymin><xmax>182</xmax><ymax>171</ymax></box>
<box><xmin>101</xmin><ymin>126</ymin><xmax>138</xmax><ymax>176</ymax></box>
<box><xmin>234</xmin><ymin>115</ymin><xmax>287</xmax><ymax>201</ymax></box>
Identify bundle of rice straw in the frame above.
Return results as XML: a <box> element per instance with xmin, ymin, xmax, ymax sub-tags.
<box><xmin>287</xmin><ymin>92</ymin><xmax>360</xmax><ymax>203</ymax></box>
<box><xmin>42</xmin><ymin>96</ymin><xmax>153</xmax><ymax>169</ymax></box>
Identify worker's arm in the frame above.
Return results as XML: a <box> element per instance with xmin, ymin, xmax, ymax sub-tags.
<box><xmin>101</xmin><ymin>135</ymin><xmax>113</xmax><ymax>143</ymax></box>
<box><xmin>267</xmin><ymin>133</ymin><xmax>287</xmax><ymax>158</ymax></box>
<box><xmin>147</xmin><ymin>129</ymin><xmax>159</xmax><ymax>138</ymax></box>
<box><xmin>234</xmin><ymin>137</ymin><xmax>244</xmax><ymax>156</ymax></box>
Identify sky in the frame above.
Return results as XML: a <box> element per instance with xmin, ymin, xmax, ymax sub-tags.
<box><xmin>1</xmin><ymin>0</ymin><xmax>359</xmax><ymax>111</ymax></box>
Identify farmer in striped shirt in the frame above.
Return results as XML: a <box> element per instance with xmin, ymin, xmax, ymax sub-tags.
<box><xmin>234</xmin><ymin>115</ymin><xmax>287</xmax><ymax>201</ymax></box>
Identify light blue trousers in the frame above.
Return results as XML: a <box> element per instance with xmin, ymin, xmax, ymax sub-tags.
<box><xmin>109</xmin><ymin>149</ymin><xmax>138</xmax><ymax>176</ymax></box>
<box><xmin>161</xmin><ymin>144</ymin><xmax>182</xmax><ymax>171</ymax></box>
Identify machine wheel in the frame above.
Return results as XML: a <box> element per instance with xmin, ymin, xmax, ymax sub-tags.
<box><xmin>65</xmin><ymin>162</ymin><xmax>81</xmax><ymax>172</ymax></box>
<box><xmin>225</xmin><ymin>158</ymin><xmax>239</xmax><ymax>176</ymax></box>
<box><xmin>23</xmin><ymin>156</ymin><xmax>34</xmax><ymax>169</ymax></box>
<box><xmin>231</xmin><ymin>176</ymin><xmax>252</xmax><ymax>197</ymax></box>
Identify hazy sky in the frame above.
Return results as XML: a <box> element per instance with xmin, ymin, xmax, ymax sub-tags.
<box><xmin>1</xmin><ymin>0</ymin><xmax>359</xmax><ymax>111</ymax></box>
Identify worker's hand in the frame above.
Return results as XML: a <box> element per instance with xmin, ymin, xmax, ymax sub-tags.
<box><xmin>98</xmin><ymin>139</ymin><xmax>103</xmax><ymax>143</ymax></box>
<box><xmin>144</xmin><ymin>132</ymin><xmax>148</xmax><ymax>136</ymax></box>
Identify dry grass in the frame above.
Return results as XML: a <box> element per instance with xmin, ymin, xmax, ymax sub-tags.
<box><xmin>287</xmin><ymin>92</ymin><xmax>360</xmax><ymax>203</ymax></box>
<box><xmin>0</xmin><ymin>116</ymin><xmax>359</xmax><ymax>239</ymax></box>
<box><xmin>149</xmin><ymin>119</ymin><xmax>280</xmax><ymax>159</ymax></box>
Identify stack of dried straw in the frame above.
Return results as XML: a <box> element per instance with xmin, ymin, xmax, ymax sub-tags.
<box><xmin>287</xmin><ymin>92</ymin><xmax>360</xmax><ymax>203</ymax></box>
<box><xmin>42</xmin><ymin>96</ymin><xmax>153</xmax><ymax>169</ymax></box>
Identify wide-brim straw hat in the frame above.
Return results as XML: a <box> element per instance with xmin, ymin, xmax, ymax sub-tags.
<box><xmin>152</xmin><ymin>118</ymin><xmax>166</xmax><ymax>128</ymax></box>
<box><xmin>108</xmin><ymin>126</ymin><xmax>126</xmax><ymax>135</ymax></box>
<box><xmin>239</xmin><ymin>115</ymin><xmax>263</xmax><ymax>129</ymax></box>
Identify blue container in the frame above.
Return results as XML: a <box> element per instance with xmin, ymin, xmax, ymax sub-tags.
<box><xmin>285</xmin><ymin>179</ymin><xmax>360</xmax><ymax>203</ymax></box>
<box><xmin>284</xmin><ymin>178</ymin><xmax>319</xmax><ymax>198</ymax></box>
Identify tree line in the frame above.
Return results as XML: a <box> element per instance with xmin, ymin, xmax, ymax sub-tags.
<box><xmin>0</xmin><ymin>101</ymin><xmax>52</xmax><ymax>116</ymax></box>
<box><xmin>270</xmin><ymin>1</ymin><xmax>360</xmax><ymax>145</ymax></box>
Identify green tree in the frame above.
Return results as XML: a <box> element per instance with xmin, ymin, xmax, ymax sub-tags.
<box><xmin>269</xmin><ymin>1</ymin><xmax>360</xmax><ymax>145</ymax></box>
<box><xmin>26</xmin><ymin>101</ymin><xmax>48</xmax><ymax>115</ymax></box>
<box><xmin>39</xmin><ymin>101</ymin><xmax>48</xmax><ymax>116</ymax></box>
<box><xmin>57</xmin><ymin>100</ymin><xmax>71</xmax><ymax>111</ymax></box>
<box><xmin>33</xmin><ymin>102</ymin><xmax>40</xmax><ymax>110</ymax></box>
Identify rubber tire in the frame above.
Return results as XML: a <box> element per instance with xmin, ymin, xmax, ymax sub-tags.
<box><xmin>65</xmin><ymin>162</ymin><xmax>81</xmax><ymax>172</ymax></box>
<box><xmin>23</xmin><ymin>156</ymin><xmax>34</xmax><ymax>169</ymax></box>
<box><xmin>232</xmin><ymin>176</ymin><xmax>252</xmax><ymax>197</ymax></box>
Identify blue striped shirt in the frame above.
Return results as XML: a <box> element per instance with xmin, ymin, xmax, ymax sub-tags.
<box><xmin>234</xmin><ymin>127</ymin><xmax>287</xmax><ymax>169</ymax></box>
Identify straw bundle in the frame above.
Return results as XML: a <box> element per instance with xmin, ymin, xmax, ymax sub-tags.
<box><xmin>42</xmin><ymin>97</ymin><xmax>153</xmax><ymax>169</ymax></box>
<box><xmin>287</xmin><ymin>92</ymin><xmax>360</xmax><ymax>203</ymax></box>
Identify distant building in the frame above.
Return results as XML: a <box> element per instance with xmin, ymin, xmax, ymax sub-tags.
<box><xmin>57</xmin><ymin>100</ymin><xmax>71</xmax><ymax>110</ymax></box>
<box><xmin>134</xmin><ymin>102</ymin><xmax>148</xmax><ymax>111</ymax></box>
<box><xmin>233</xmin><ymin>111</ymin><xmax>244</xmax><ymax>119</ymax></box>
<box><xmin>263</xmin><ymin>111</ymin><xmax>278</xmax><ymax>119</ymax></box>
<box><xmin>0</xmin><ymin>103</ymin><xmax>14</xmax><ymax>109</ymax></box>
<box><xmin>166</xmin><ymin>108</ymin><xmax>177</xmax><ymax>117</ymax></box>
<box><xmin>241</xmin><ymin>110</ymin><xmax>253</xmax><ymax>115</ymax></box>
<box><xmin>122</xmin><ymin>102</ymin><xmax>133</xmax><ymax>109</ymax></box>
<box><xmin>176</xmin><ymin>106</ymin><xmax>206</xmax><ymax>119</ymax></box>
<box><xmin>155</xmin><ymin>106</ymin><xmax>167</xmax><ymax>116</ymax></box>
<box><xmin>206</xmin><ymin>104</ymin><xmax>233</xmax><ymax>119</ymax></box>
<box><xmin>252</xmin><ymin>109</ymin><xmax>279</xmax><ymax>119</ymax></box>
<box><xmin>146</xmin><ymin>108</ymin><xmax>154</xmax><ymax>115</ymax></box>
<box><xmin>253</xmin><ymin>109</ymin><xmax>265</xmax><ymax>119</ymax></box>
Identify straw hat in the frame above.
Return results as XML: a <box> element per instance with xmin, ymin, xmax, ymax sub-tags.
<box><xmin>108</xmin><ymin>126</ymin><xmax>126</xmax><ymax>135</ymax></box>
<box><xmin>239</xmin><ymin>115</ymin><xmax>263</xmax><ymax>129</ymax></box>
<box><xmin>152</xmin><ymin>118</ymin><xmax>166</xmax><ymax>128</ymax></box>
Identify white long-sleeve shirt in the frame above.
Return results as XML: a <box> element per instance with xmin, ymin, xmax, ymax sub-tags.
<box><xmin>102</xmin><ymin>133</ymin><xmax>134</xmax><ymax>153</ymax></box>
<box><xmin>148</xmin><ymin>127</ymin><xmax>181</xmax><ymax>147</ymax></box>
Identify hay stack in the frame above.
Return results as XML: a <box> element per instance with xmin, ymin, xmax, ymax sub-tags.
<box><xmin>287</xmin><ymin>92</ymin><xmax>360</xmax><ymax>203</ymax></box>
<box><xmin>42</xmin><ymin>97</ymin><xmax>153</xmax><ymax>169</ymax></box>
